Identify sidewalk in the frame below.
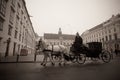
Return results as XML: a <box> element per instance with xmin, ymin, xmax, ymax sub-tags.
<box><xmin>0</xmin><ymin>54</ymin><xmax>44</xmax><ymax>63</ymax></box>
<box><xmin>0</xmin><ymin>57</ymin><xmax>120</xmax><ymax>80</ymax></box>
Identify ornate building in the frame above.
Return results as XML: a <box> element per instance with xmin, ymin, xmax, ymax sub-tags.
<box><xmin>0</xmin><ymin>0</ymin><xmax>36</xmax><ymax>57</ymax></box>
<box><xmin>81</xmin><ymin>14</ymin><xmax>120</xmax><ymax>51</ymax></box>
<box><xmin>44</xmin><ymin>28</ymin><xmax>75</xmax><ymax>46</ymax></box>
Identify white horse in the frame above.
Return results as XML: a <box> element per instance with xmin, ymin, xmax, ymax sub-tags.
<box><xmin>39</xmin><ymin>40</ymin><xmax>69</xmax><ymax>66</ymax></box>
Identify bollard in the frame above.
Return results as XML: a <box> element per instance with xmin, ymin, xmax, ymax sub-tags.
<box><xmin>34</xmin><ymin>53</ymin><xmax>37</xmax><ymax>62</ymax></box>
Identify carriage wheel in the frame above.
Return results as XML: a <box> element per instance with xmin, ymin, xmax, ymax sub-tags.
<box><xmin>71</xmin><ymin>55</ymin><xmax>77</xmax><ymax>63</ymax></box>
<box><xmin>51</xmin><ymin>55</ymin><xmax>57</xmax><ymax>61</ymax></box>
<box><xmin>52</xmin><ymin>55</ymin><xmax>61</xmax><ymax>62</ymax></box>
<box><xmin>77</xmin><ymin>54</ymin><xmax>86</xmax><ymax>64</ymax></box>
<box><xmin>101</xmin><ymin>51</ymin><xmax>111</xmax><ymax>63</ymax></box>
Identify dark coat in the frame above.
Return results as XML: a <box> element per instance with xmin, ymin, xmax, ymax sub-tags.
<box><xmin>74</xmin><ymin>36</ymin><xmax>83</xmax><ymax>45</ymax></box>
<box><xmin>72</xmin><ymin>35</ymin><xmax>83</xmax><ymax>53</ymax></box>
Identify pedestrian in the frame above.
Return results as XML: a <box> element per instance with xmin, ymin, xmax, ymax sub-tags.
<box><xmin>110</xmin><ymin>48</ymin><xmax>114</xmax><ymax>59</ymax></box>
<box><xmin>115</xmin><ymin>48</ymin><xmax>119</xmax><ymax>56</ymax></box>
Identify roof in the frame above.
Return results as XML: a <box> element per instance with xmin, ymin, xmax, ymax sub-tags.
<box><xmin>86</xmin><ymin>14</ymin><xmax>120</xmax><ymax>32</ymax></box>
<box><xmin>44</xmin><ymin>33</ymin><xmax>75</xmax><ymax>40</ymax></box>
<box><xmin>62</xmin><ymin>34</ymin><xmax>75</xmax><ymax>40</ymax></box>
<box><xmin>44</xmin><ymin>33</ymin><xmax>59</xmax><ymax>39</ymax></box>
<box><xmin>89</xmin><ymin>23</ymin><xmax>103</xmax><ymax>31</ymax></box>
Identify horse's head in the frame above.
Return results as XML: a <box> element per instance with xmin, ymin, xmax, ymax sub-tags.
<box><xmin>37</xmin><ymin>39</ymin><xmax>47</xmax><ymax>50</ymax></box>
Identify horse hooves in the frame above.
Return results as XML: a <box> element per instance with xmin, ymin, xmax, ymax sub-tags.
<box><xmin>43</xmin><ymin>64</ymin><xmax>46</xmax><ymax>66</ymax></box>
<box><xmin>41</xmin><ymin>63</ymin><xmax>43</xmax><ymax>65</ymax></box>
<box><xmin>41</xmin><ymin>63</ymin><xmax>46</xmax><ymax>66</ymax></box>
<box><xmin>59</xmin><ymin>63</ymin><xmax>61</xmax><ymax>66</ymax></box>
<box><xmin>63</xmin><ymin>63</ymin><xmax>66</xmax><ymax>66</ymax></box>
<box><xmin>51</xmin><ymin>63</ymin><xmax>55</xmax><ymax>66</ymax></box>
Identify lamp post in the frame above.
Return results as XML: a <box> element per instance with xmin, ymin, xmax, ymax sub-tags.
<box><xmin>34</xmin><ymin>38</ymin><xmax>42</xmax><ymax>61</ymax></box>
<box><xmin>5</xmin><ymin>38</ymin><xmax>11</xmax><ymax>57</ymax></box>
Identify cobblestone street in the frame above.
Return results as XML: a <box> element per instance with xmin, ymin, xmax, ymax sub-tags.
<box><xmin>0</xmin><ymin>56</ymin><xmax>120</xmax><ymax>80</ymax></box>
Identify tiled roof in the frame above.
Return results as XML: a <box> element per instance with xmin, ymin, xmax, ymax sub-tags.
<box><xmin>44</xmin><ymin>33</ymin><xmax>75</xmax><ymax>40</ymax></box>
<box><xmin>62</xmin><ymin>34</ymin><xmax>75</xmax><ymax>40</ymax></box>
<box><xmin>44</xmin><ymin>33</ymin><xmax>59</xmax><ymax>39</ymax></box>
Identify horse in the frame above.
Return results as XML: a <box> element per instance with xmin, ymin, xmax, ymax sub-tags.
<box><xmin>38</xmin><ymin>40</ymin><xmax>69</xmax><ymax>66</ymax></box>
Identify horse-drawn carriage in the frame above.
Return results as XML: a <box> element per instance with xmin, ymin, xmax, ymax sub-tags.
<box><xmin>37</xmin><ymin>37</ymin><xmax>111</xmax><ymax>66</ymax></box>
<box><xmin>65</xmin><ymin>42</ymin><xmax>111</xmax><ymax>64</ymax></box>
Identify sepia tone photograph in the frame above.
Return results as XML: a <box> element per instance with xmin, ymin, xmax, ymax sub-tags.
<box><xmin>0</xmin><ymin>0</ymin><xmax>120</xmax><ymax>80</ymax></box>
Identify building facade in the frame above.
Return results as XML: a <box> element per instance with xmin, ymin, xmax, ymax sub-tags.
<box><xmin>81</xmin><ymin>14</ymin><xmax>120</xmax><ymax>51</ymax></box>
<box><xmin>0</xmin><ymin>0</ymin><xmax>36</xmax><ymax>57</ymax></box>
<box><xmin>44</xmin><ymin>28</ymin><xmax>75</xmax><ymax>47</ymax></box>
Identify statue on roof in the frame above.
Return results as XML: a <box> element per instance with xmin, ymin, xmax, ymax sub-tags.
<box><xmin>58</xmin><ymin>28</ymin><xmax>62</xmax><ymax>35</ymax></box>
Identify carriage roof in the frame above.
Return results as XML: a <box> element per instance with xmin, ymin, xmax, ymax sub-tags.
<box><xmin>87</xmin><ymin>42</ymin><xmax>102</xmax><ymax>51</ymax></box>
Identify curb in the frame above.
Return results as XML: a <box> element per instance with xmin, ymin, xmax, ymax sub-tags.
<box><xmin>0</xmin><ymin>61</ymin><xmax>42</xmax><ymax>63</ymax></box>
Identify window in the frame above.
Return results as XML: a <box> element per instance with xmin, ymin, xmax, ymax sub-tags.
<box><xmin>19</xmin><ymin>33</ymin><xmax>21</xmax><ymax>41</ymax></box>
<box><xmin>18</xmin><ymin>2</ymin><xmax>21</xmax><ymax>8</ymax></box>
<box><xmin>11</xmin><ymin>0</ymin><xmax>16</xmax><ymax>7</ymax></box>
<box><xmin>57</xmin><ymin>42</ymin><xmax>59</xmax><ymax>45</ymax></box>
<box><xmin>109</xmin><ymin>29</ymin><xmax>111</xmax><ymax>33</ymax></box>
<box><xmin>15</xmin><ymin>15</ymin><xmax>19</xmax><ymax>29</ymax></box>
<box><xmin>0</xmin><ymin>37</ymin><xmax>2</xmax><ymax>46</ymax></box>
<box><xmin>8</xmin><ymin>25</ymin><xmax>12</xmax><ymax>36</ymax></box>
<box><xmin>0</xmin><ymin>0</ymin><xmax>7</xmax><ymax>16</ymax></box>
<box><xmin>24</xmin><ymin>16</ymin><xmax>26</xmax><ymax>20</ymax></box>
<box><xmin>109</xmin><ymin>35</ymin><xmax>112</xmax><ymax>40</ymax></box>
<box><xmin>14</xmin><ymin>30</ymin><xmax>18</xmax><ymax>39</ymax></box>
<box><xmin>105</xmin><ymin>36</ymin><xmax>108</xmax><ymax>41</ymax></box>
<box><xmin>22</xmin><ymin>36</ymin><xmax>24</xmax><ymax>42</ymax></box>
<box><xmin>17</xmin><ymin>3</ymin><xmax>20</xmax><ymax>15</ymax></box>
<box><xmin>0</xmin><ymin>17</ymin><xmax>4</xmax><ymax>31</ymax></box>
<box><xmin>105</xmin><ymin>30</ymin><xmax>107</xmax><ymax>34</ymax></box>
<box><xmin>115</xmin><ymin>44</ymin><xmax>119</xmax><ymax>49</ymax></box>
<box><xmin>119</xmin><ymin>26</ymin><xmax>120</xmax><ymax>32</ymax></box>
<box><xmin>9</xmin><ymin>7</ymin><xmax>15</xmax><ymax>24</ymax></box>
<box><xmin>100</xmin><ymin>39</ymin><xmax>102</xmax><ymax>42</ymax></box>
<box><xmin>102</xmin><ymin>38</ymin><xmax>104</xmax><ymax>42</ymax></box>
<box><xmin>114</xmin><ymin>33</ymin><xmax>117</xmax><ymax>40</ymax></box>
<box><xmin>53</xmin><ymin>42</ymin><xmax>55</xmax><ymax>45</ymax></box>
<box><xmin>114</xmin><ymin>27</ymin><xmax>116</xmax><ymax>32</ymax></box>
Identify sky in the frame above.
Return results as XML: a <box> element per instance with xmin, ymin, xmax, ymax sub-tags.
<box><xmin>25</xmin><ymin>0</ymin><xmax>120</xmax><ymax>36</ymax></box>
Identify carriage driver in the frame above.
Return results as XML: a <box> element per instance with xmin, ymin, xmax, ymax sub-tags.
<box><xmin>71</xmin><ymin>32</ymin><xmax>83</xmax><ymax>54</ymax></box>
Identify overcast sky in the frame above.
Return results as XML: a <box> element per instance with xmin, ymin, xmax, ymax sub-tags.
<box><xmin>25</xmin><ymin>0</ymin><xmax>120</xmax><ymax>36</ymax></box>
